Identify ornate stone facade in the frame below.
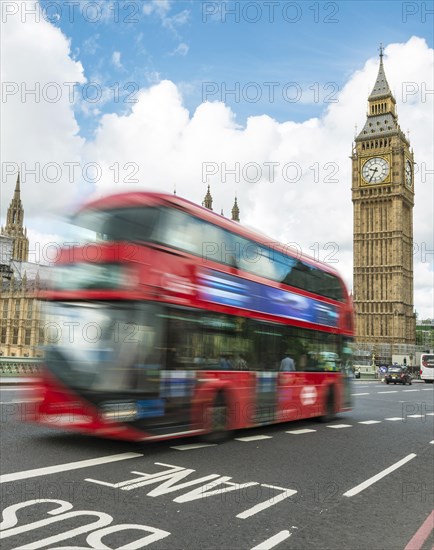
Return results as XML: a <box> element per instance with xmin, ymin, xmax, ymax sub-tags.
<box><xmin>0</xmin><ymin>175</ymin><xmax>44</xmax><ymax>358</ymax></box>
<box><xmin>352</xmin><ymin>49</ymin><xmax>416</xmax><ymax>344</ymax></box>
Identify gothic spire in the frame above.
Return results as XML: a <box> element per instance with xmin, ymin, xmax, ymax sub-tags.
<box><xmin>231</xmin><ymin>196</ymin><xmax>240</xmax><ymax>222</ymax></box>
<box><xmin>1</xmin><ymin>172</ymin><xmax>29</xmax><ymax>261</ymax></box>
<box><xmin>368</xmin><ymin>44</ymin><xmax>393</xmax><ymax>101</ymax></box>
<box><xmin>203</xmin><ymin>185</ymin><xmax>213</xmax><ymax>210</ymax></box>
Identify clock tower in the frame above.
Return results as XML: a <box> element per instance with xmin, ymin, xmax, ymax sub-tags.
<box><xmin>352</xmin><ymin>47</ymin><xmax>415</xmax><ymax>344</ymax></box>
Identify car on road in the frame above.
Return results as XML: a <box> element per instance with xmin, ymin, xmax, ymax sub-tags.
<box><xmin>384</xmin><ymin>366</ymin><xmax>412</xmax><ymax>385</ymax></box>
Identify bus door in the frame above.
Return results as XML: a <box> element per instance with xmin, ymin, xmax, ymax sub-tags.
<box><xmin>255</xmin><ymin>372</ymin><xmax>278</xmax><ymax>424</ymax></box>
<box><xmin>277</xmin><ymin>371</ymin><xmax>300</xmax><ymax>422</ymax></box>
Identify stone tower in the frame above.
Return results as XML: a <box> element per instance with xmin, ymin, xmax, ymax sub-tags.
<box><xmin>352</xmin><ymin>47</ymin><xmax>415</xmax><ymax>344</ymax></box>
<box><xmin>231</xmin><ymin>197</ymin><xmax>240</xmax><ymax>222</ymax></box>
<box><xmin>1</xmin><ymin>173</ymin><xmax>29</xmax><ymax>261</ymax></box>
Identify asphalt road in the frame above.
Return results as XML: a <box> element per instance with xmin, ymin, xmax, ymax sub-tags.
<box><xmin>1</xmin><ymin>380</ymin><xmax>433</xmax><ymax>550</ymax></box>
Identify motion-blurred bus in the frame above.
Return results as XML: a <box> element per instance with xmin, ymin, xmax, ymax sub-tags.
<box><xmin>29</xmin><ymin>192</ymin><xmax>354</xmax><ymax>442</ymax></box>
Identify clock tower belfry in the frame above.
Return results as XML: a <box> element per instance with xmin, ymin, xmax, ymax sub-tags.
<box><xmin>352</xmin><ymin>47</ymin><xmax>415</xmax><ymax>345</ymax></box>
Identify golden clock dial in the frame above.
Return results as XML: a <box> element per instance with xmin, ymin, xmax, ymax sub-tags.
<box><xmin>362</xmin><ymin>157</ymin><xmax>389</xmax><ymax>184</ymax></box>
<box><xmin>405</xmin><ymin>160</ymin><xmax>412</xmax><ymax>188</ymax></box>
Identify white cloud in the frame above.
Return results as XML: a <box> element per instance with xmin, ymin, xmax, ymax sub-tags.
<box><xmin>111</xmin><ymin>51</ymin><xmax>123</xmax><ymax>69</ymax></box>
<box><xmin>1</xmin><ymin>1</ymin><xmax>85</xmax><ymax>220</ymax></box>
<box><xmin>1</xmin><ymin>14</ymin><xmax>433</xmax><ymax>321</ymax></box>
<box><xmin>169</xmin><ymin>43</ymin><xmax>189</xmax><ymax>56</ymax></box>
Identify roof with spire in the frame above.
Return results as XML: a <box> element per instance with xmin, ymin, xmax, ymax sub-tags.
<box><xmin>355</xmin><ymin>46</ymin><xmax>408</xmax><ymax>145</ymax></box>
<box><xmin>368</xmin><ymin>46</ymin><xmax>393</xmax><ymax>101</ymax></box>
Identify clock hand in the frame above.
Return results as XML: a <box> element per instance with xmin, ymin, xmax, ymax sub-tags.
<box><xmin>369</xmin><ymin>167</ymin><xmax>378</xmax><ymax>182</ymax></box>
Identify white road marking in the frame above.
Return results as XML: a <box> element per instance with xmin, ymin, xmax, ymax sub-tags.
<box><xmin>326</xmin><ymin>424</ymin><xmax>352</xmax><ymax>429</ymax></box>
<box><xmin>430</xmin><ymin>441</ymin><xmax>434</xmax><ymax>445</ymax></box>
<box><xmin>250</xmin><ymin>530</ymin><xmax>292</xmax><ymax>550</ymax></box>
<box><xmin>422</xmin><ymin>388</ymin><xmax>434</xmax><ymax>391</ymax></box>
<box><xmin>0</xmin><ymin>387</ymin><xmax>36</xmax><ymax>391</ymax></box>
<box><xmin>285</xmin><ymin>429</ymin><xmax>317</xmax><ymax>434</ymax></box>
<box><xmin>385</xmin><ymin>417</ymin><xmax>402</xmax><ymax>421</ymax></box>
<box><xmin>0</xmin><ymin>453</ymin><xmax>143</xmax><ymax>484</ymax></box>
<box><xmin>403</xmin><ymin>390</ymin><xmax>419</xmax><ymax>392</ymax></box>
<box><xmin>358</xmin><ymin>420</ymin><xmax>382</xmax><ymax>424</ymax></box>
<box><xmin>237</xmin><ymin>484</ymin><xmax>297</xmax><ymax>519</ymax></box>
<box><xmin>352</xmin><ymin>393</ymin><xmax>370</xmax><ymax>396</ymax></box>
<box><xmin>235</xmin><ymin>435</ymin><xmax>273</xmax><ymax>442</ymax></box>
<box><xmin>171</xmin><ymin>443</ymin><xmax>217</xmax><ymax>451</ymax></box>
<box><xmin>343</xmin><ymin>453</ymin><xmax>417</xmax><ymax>497</ymax></box>
<box><xmin>427</xmin><ymin>413</ymin><xmax>434</xmax><ymax>416</ymax></box>
<box><xmin>377</xmin><ymin>391</ymin><xmax>398</xmax><ymax>394</ymax></box>
<box><xmin>406</xmin><ymin>414</ymin><xmax>424</xmax><ymax>418</ymax></box>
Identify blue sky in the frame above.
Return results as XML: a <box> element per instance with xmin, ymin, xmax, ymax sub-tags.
<box><xmin>40</xmin><ymin>0</ymin><xmax>434</xmax><ymax>138</ymax></box>
<box><xmin>2</xmin><ymin>1</ymin><xmax>433</xmax><ymax>318</ymax></box>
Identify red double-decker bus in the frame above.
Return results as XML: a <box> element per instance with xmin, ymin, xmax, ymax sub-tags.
<box><xmin>32</xmin><ymin>192</ymin><xmax>354</xmax><ymax>442</ymax></box>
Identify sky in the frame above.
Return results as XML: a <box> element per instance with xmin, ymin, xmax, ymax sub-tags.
<box><xmin>1</xmin><ymin>0</ymin><xmax>433</xmax><ymax>319</ymax></box>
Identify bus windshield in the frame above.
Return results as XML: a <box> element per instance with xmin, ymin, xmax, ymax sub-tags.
<box><xmin>71</xmin><ymin>207</ymin><xmax>160</xmax><ymax>243</ymax></box>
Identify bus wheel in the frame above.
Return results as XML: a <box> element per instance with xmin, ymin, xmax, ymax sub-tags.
<box><xmin>201</xmin><ymin>394</ymin><xmax>232</xmax><ymax>444</ymax></box>
<box><xmin>319</xmin><ymin>388</ymin><xmax>336</xmax><ymax>423</ymax></box>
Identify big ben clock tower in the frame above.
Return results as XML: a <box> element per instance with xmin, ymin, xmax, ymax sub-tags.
<box><xmin>352</xmin><ymin>47</ymin><xmax>415</xmax><ymax>345</ymax></box>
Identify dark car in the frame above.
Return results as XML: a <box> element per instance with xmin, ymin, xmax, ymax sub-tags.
<box><xmin>384</xmin><ymin>366</ymin><xmax>412</xmax><ymax>385</ymax></box>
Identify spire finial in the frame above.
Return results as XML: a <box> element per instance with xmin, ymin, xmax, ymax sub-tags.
<box><xmin>14</xmin><ymin>171</ymin><xmax>21</xmax><ymax>197</ymax></box>
<box><xmin>379</xmin><ymin>43</ymin><xmax>384</xmax><ymax>60</ymax></box>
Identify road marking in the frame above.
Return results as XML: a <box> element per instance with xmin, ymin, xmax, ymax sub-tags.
<box><xmin>250</xmin><ymin>530</ymin><xmax>292</xmax><ymax>550</ymax></box>
<box><xmin>171</xmin><ymin>443</ymin><xmax>217</xmax><ymax>451</ymax></box>
<box><xmin>377</xmin><ymin>391</ymin><xmax>398</xmax><ymax>394</ymax></box>
<box><xmin>421</xmin><ymin>388</ymin><xmax>434</xmax><ymax>391</ymax></box>
<box><xmin>403</xmin><ymin>510</ymin><xmax>434</xmax><ymax>550</ymax></box>
<box><xmin>285</xmin><ymin>429</ymin><xmax>317</xmax><ymax>434</ymax></box>
<box><xmin>237</xmin><ymin>484</ymin><xmax>297</xmax><ymax>519</ymax></box>
<box><xmin>429</xmin><ymin>441</ymin><xmax>434</xmax><ymax>445</ymax></box>
<box><xmin>403</xmin><ymin>389</ymin><xmax>419</xmax><ymax>392</ymax></box>
<box><xmin>351</xmin><ymin>393</ymin><xmax>370</xmax><ymax>396</ymax></box>
<box><xmin>427</xmin><ymin>413</ymin><xmax>434</xmax><ymax>416</ymax></box>
<box><xmin>326</xmin><ymin>424</ymin><xmax>352</xmax><ymax>429</ymax></box>
<box><xmin>358</xmin><ymin>420</ymin><xmax>382</xmax><ymax>425</ymax></box>
<box><xmin>385</xmin><ymin>417</ymin><xmax>402</xmax><ymax>421</ymax></box>
<box><xmin>0</xmin><ymin>387</ymin><xmax>36</xmax><ymax>391</ymax></box>
<box><xmin>235</xmin><ymin>435</ymin><xmax>273</xmax><ymax>442</ymax></box>
<box><xmin>407</xmin><ymin>414</ymin><xmax>424</xmax><ymax>418</ymax></box>
<box><xmin>0</xmin><ymin>453</ymin><xmax>143</xmax><ymax>484</ymax></box>
<box><xmin>343</xmin><ymin>453</ymin><xmax>417</xmax><ymax>497</ymax></box>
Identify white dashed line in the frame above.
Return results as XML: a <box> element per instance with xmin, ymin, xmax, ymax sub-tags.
<box><xmin>286</xmin><ymin>429</ymin><xmax>317</xmax><ymax>434</ymax></box>
<box><xmin>343</xmin><ymin>454</ymin><xmax>417</xmax><ymax>497</ymax></box>
<box><xmin>430</xmin><ymin>441</ymin><xmax>434</xmax><ymax>445</ymax></box>
<box><xmin>403</xmin><ymin>390</ymin><xmax>419</xmax><ymax>392</ymax></box>
<box><xmin>352</xmin><ymin>393</ymin><xmax>370</xmax><ymax>396</ymax></box>
<box><xmin>377</xmin><ymin>391</ymin><xmax>398</xmax><ymax>394</ymax></box>
<box><xmin>406</xmin><ymin>414</ymin><xmax>424</xmax><ymax>418</ymax></box>
<box><xmin>250</xmin><ymin>530</ymin><xmax>292</xmax><ymax>550</ymax></box>
<box><xmin>358</xmin><ymin>420</ymin><xmax>382</xmax><ymax>425</ymax></box>
<box><xmin>171</xmin><ymin>443</ymin><xmax>218</xmax><ymax>451</ymax></box>
<box><xmin>427</xmin><ymin>413</ymin><xmax>434</xmax><ymax>416</ymax></box>
<box><xmin>385</xmin><ymin>417</ymin><xmax>402</xmax><ymax>421</ymax></box>
<box><xmin>326</xmin><ymin>424</ymin><xmax>352</xmax><ymax>429</ymax></box>
<box><xmin>235</xmin><ymin>435</ymin><xmax>273</xmax><ymax>442</ymax></box>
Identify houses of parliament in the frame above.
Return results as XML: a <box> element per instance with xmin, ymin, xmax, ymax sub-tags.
<box><xmin>0</xmin><ymin>50</ymin><xmax>423</xmax><ymax>361</ymax></box>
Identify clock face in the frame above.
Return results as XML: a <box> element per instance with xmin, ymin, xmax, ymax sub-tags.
<box><xmin>405</xmin><ymin>160</ymin><xmax>412</xmax><ymax>188</ymax></box>
<box><xmin>362</xmin><ymin>157</ymin><xmax>390</xmax><ymax>184</ymax></box>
